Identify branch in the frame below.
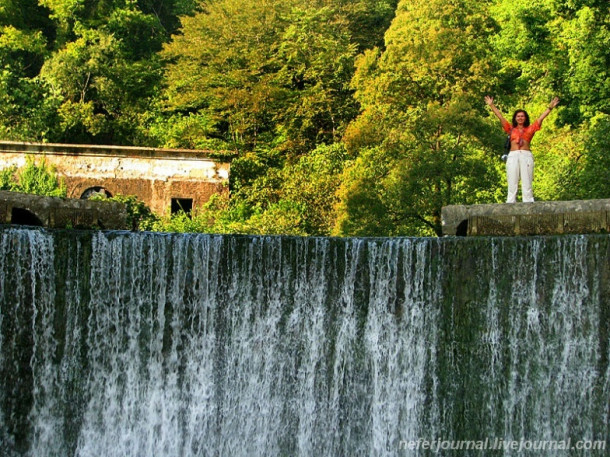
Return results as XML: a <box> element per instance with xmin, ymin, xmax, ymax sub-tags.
<box><xmin>387</xmin><ymin>206</ymin><xmax>436</xmax><ymax>231</ymax></box>
<box><xmin>81</xmin><ymin>72</ymin><xmax>91</xmax><ymax>103</ymax></box>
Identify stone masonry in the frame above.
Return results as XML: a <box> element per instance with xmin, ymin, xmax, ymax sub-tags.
<box><xmin>0</xmin><ymin>190</ymin><xmax>127</xmax><ymax>229</ymax></box>
<box><xmin>0</xmin><ymin>141</ymin><xmax>230</xmax><ymax>215</ymax></box>
<box><xmin>442</xmin><ymin>199</ymin><xmax>610</xmax><ymax>236</ymax></box>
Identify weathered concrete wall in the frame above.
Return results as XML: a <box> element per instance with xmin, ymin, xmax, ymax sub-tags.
<box><xmin>442</xmin><ymin>199</ymin><xmax>610</xmax><ymax>236</ymax></box>
<box><xmin>0</xmin><ymin>141</ymin><xmax>230</xmax><ymax>215</ymax></box>
<box><xmin>0</xmin><ymin>190</ymin><xmax>127</xmax><ymax>229</ymax></box>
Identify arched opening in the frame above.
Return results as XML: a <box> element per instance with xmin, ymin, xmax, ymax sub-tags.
<box><xmin>81</xmin><ymin>186</ymin><xmax>112</xmax><ymax>200</ymax></box>
<box><xmin>455</xmin><ymin>219</ymin><xmax>469</xmax><ymax>236</ymax></box>
<box><xmin>11</xmin><ymin>207</ymin><xmax>43</xmax><ymax>227</ymax></box>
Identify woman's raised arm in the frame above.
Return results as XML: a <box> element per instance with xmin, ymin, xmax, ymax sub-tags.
<box><xmin>536</xmin><ymin>96</ymin><xmax>560</xmax><ymax>125</ymax></box>
<box><xmin>485</xmin><ymin>96</ymin><xmax>507</xmax><ymax>124</ymax></box>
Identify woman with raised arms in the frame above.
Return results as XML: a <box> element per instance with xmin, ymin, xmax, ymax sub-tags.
<box><xmin>485</xmin><ymin>95</ymin><xmax>560</xmax><ymax>203</ymax></box>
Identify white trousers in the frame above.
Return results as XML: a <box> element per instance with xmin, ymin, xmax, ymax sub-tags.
<box><xmin>506</xmin><ymin>149</ymin><xmax>534</xmax><ymax>203</ymax></box>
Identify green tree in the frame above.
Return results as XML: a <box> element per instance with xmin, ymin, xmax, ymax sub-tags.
<box><xmin>272</xmin><ymin>6</ymin><xmax>358</xmax><ymax>151</ymax></box>
<box><xmin>31</xmin><ymin>0</ymin><xmax>200</xmax><ymax>144</ymax></box>
<box><xmin>338</xmin><ymin>0</ymin><xmax>399</xmax><ymax>52</ymax></box>
<box><xmin>279</xmin><ymin>143</ymin><xmax>348</xmax><ymax>235</ymax></box>
<box><xmin>0</xmin><ymin>0</ymin><xmax>60</xmax><ymax>140</ymax></box>
<box><xmin>336</xmin><ymin>0</ymin><xmax>501</xmax><ymax>236</ymax></box>
<box><xmin>161</xmin><ymin>0</ymin><xmax>293</xmax><ymax>150</ymax></box>
<box><xmin>39</xmin><ymin>6</ymin><xmax>166</xmax><ymax>143</ymax></box>
<box><xmin>490</xmin><ymin>0</ymin><xmax>609</xmax><ymax>122</ymax></box>
<box><xmin>160</xmin><ymin>0</ymin><xmax>358</xmax><ymax>153</ymax></box>
<box><xmin>0</xmin><ymin>165</ymin><xmax>17</xmax><ymax>190</ymax></box>
<box><xmin>552</xmin><ymin>2</ymin><xmax>610</xmax><ymax>121</ymax></box>
<box><xmin>559</xmin><ymin>114</ymin><xmax>610</xmax><ymax>200</ymax></box>
<box><xmin>153</xmin><ymin>143</ymin><xmax>347</xmax><ymax>236</ymax></box>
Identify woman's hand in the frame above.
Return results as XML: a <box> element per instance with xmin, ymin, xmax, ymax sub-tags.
<box><xmin>548</xmin><ymin>97</ymin><xmax>560</xmax><ymax>109</ymax></box>
<box><xmin>537</xmin><ymin>97</ymin><xmax>560</xmax><ymax>124</ymax></box>
<box><xmin>485</xmin><ymin>96</ymin><xmax>505</xmax><ymax>123</ymax></box>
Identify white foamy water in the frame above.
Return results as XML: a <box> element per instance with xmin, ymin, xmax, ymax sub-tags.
<box><xmin>0</xmin><ymin>228</ymin><xmax>608</xmax><ymax>456</ymax></box>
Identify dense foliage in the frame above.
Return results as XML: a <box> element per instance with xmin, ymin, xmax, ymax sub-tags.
<box><xmin>0</xmin><ymin>0</ymin><xmax>608</xmax><ymax>235</ymax></box>
<box><xmin>0</xmin><ymin>156</ymin><xmax>66</xmax><ymax>196</ymax></box>
<box><xmin>91</xmin><ymin>193</ymin><xmax>160</xmax><ymax>230</ymax></box>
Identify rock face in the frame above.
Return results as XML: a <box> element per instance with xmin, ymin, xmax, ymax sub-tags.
<box><xmin>442</xmin><ymin>199</ymin><xmax>610</xmax><ymax>236</ymax></box>
<box><xmin>0</xmin><ymin>190</ymin><xmax>127</xmax><ymax>229</ymax></box>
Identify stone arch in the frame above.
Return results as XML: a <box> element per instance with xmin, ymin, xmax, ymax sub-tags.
<box><xmin>11</xmin><ymin>207</ymin><xmax>43</xmax><ymax>226</ymax></box>
<box><xmin>80</xmin><ymin>186</ymin><xmax>113</xmax><ymax>200</ymax></box>
<box><xmin>455</xmin><ymin>219</ymin><xmax>469</xmax><ymax>236</ymax></box>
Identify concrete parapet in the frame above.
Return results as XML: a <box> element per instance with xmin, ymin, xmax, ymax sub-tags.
<box><xmin>442</xmin><ymin>199</ymin><xmax>610</xmax><ymax>236</ymax></box>
<box><xmin>0</xmin><ymin>190</ymin><xmax>128</xmax><ymax>229</ymax></box>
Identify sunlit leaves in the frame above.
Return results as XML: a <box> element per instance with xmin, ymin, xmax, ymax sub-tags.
<box><xmin>161</xmin><ymin>0</ymin><xmax>358</xmax><ymax>152</ymax></box>
<box><xmin>336</xmin><ymin>0</ymin><xmax>501</xmax><ymax>236</ymax></box>
<box><xmin>0</xmin><ymin>156</ymin><xmax>66</xmax><ymax>197</ymax></box>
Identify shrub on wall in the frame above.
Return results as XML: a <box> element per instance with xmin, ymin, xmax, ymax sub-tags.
<box><xmin>90</xmin><ymin>194</ymin><xmax>158</xmax><ymax>231</ymax></box>
<box><xmin>0</xmin><ymin>157</ymin><xmax>66</xmax><ymax>197</ymax></box>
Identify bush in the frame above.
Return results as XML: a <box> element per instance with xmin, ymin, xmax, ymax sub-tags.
<box><xmin>90</xmin><ymin>194</ymin><xmax>158</xmax><ymax>231</ymax></box>
<box><xmin>0</xmin><ymin>156</ymin><xmax>66</xmax><ymax>197</ymax></box>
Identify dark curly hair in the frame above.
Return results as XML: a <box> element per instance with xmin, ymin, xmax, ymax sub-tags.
<box><xmin>512</xmin><ymin>110</ymin><xmax>530</xmax><ymax>127</ymax></box>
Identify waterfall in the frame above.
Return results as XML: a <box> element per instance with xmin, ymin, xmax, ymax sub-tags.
<box><xmin>0</xmin><ymin>228</ymin><xmax>608</xmax><ymax>456</ymax></box>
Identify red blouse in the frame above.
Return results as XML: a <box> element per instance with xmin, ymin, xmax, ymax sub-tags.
<box><xmin>502</xmin><ymin>118</ymin><xmax>541</xmax><ymax>146</ymax></box>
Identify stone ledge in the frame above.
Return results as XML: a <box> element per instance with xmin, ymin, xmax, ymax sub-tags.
<box><xmin>441</xmin><ymin>199</ymin><xmax>610</xmax><ymax>236</ymax></box>
<box><xmin>0</xmin><ymin>140</ymin><xmax>231</xmax><ymax>161</ymax></box>
<box><xmin>0</xmin><ymin>190</ymin><xmax>128</xmax><ymax>230</ymax></box>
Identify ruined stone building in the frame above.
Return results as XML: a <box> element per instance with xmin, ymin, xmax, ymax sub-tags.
<box><xmin>0</xmin><ymin>141</ymin><xmax>230</xmax><ymax>215</ymax></box>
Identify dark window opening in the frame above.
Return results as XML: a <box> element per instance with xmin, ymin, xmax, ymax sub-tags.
<box><xmin>11</xmin><ymin>208</ymin><xmax>43</xmax><ymax>226</ymax></box>
<box><xmin>81</xmin><ymin>187</ymin><xmax>112</xmax><ymax>199</ymax></box>
<box><xmin>456</xmin><ymin>219</ymin><xmax>469</xmax><ymax>237</ymax></box>
<box><xmin>171</xmin><ymin>198</ymin><xmax>193</xmax><ymax>216</ymax></box>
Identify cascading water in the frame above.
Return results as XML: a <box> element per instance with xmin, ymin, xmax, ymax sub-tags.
<box><xmin>0</xmin><ymin>227</ymin><xmax>608</xmax><ymax>456</ymax></box>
